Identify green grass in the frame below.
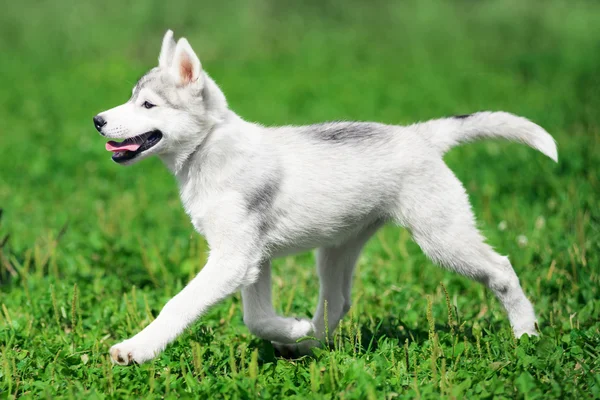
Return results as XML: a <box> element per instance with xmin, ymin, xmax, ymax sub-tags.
<box><xmin>1</xmin><ymin>0</ymin><xmax>599</xmax><ymax>398</ymax></box>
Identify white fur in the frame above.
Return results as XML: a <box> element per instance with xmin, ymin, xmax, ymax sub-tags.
<box><xmin>96</xmin><ymin>30</ymin><xmax>557</xmax><ymax>365</ymax></box>
<box><xmin>158</xmin><ymin>29</ymin><xmax>175</xmax><ymax>68</ymax></box>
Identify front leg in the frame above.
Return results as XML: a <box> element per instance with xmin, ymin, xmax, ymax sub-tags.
<box><xmin>110</xmin><ymin>246</ymin><xmax>262</xmax><ymax>365</ymax></box>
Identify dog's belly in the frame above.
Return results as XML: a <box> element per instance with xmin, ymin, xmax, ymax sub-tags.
<box><xmin>267</xmin><ymin>215</ymin><xmax>386</xmax><ymax>258</ymax></box>
<box><xmin>271</xmin><ymin>244</ymin><xmax>315</xmax><ymax>259</ymax></box>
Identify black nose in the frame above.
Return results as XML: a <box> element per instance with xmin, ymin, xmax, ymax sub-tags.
<box><xmin>93</xmin><ymin>115</ymin><xmax>107</xmax><ymax>133</ymax></box>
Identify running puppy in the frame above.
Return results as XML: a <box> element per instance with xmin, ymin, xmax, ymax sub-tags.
<box><xmin>94</xmin><ymin>30</ymin><xmax>557</xmax><ymax>365</ymax></box>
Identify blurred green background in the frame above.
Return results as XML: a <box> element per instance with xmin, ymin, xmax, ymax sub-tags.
<box><xmin>0</xmin><ymin>0</ymin><xmax>598</xmax><ymax>398</ymax></box>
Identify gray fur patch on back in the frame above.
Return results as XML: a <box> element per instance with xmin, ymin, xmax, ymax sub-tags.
<box><xmin>453</xmin><ymin>114</ymin><xmax>472</xmax><ymax>120</ymax></box>
<box><xmin>304</xmin><ymin>122</ymin><xmax>388</xmax><ymax>142</ymax></box>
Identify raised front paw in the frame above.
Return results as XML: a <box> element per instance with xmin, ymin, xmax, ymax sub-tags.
<box><xmin>109</xmin><ymin>339</ymin><xmax>158</xmax><ymax>366</ymax></box>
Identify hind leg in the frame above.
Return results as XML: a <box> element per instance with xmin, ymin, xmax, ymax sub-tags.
<box><xmin>394</xmin><ymin>163</ymin><xmax>537</xmax><ymax>337</ymax></box>
<box><xmin>312</xmin><ymin>221</ymin><xmax>384</xmax><ymax>338</ymax></box>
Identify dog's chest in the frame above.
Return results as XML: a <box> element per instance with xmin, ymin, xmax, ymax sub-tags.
<box><xmin>178</xmin><ymin>181</ymin><xmax>211</xmax><ymax>235</ymax></box>
<box><xmin>182</xmin><ymin>198</ymin><xmax>210</xmax><ymax>235</ymax></box>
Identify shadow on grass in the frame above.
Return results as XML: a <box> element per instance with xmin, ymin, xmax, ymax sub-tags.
<box><xmin>357</xmin><ymin>315</ymin><xmax>509</xmax><ymax>352</ymax></box>
<box><xmin>246</xmin><ymin>314</ymin><xmax>508</xmax><ymax>363</ymax></box>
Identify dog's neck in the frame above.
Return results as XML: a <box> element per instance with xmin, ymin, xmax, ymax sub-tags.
<box><xmin>168</xmin><ymin>109</ymin><xmax>255</xmax><ymax>190</ymax></box>
<box><xmin>159</xmin><ymin>73</ymin><xmax>234</xmax><ymax>175</ymax></box>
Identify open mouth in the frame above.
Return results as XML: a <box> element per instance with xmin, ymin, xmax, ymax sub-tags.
<box><xmin>105</xmin><ymin>130</ymin><xmax>163</xmax><ymax>163</ymax></box>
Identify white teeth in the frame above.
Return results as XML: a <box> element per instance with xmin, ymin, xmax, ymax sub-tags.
<box><xmin>129</xmin><ymin>134</ymin><xmax>146</xmax><ymax>145</ymax></box>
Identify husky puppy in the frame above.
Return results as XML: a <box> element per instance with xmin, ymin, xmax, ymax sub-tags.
<box><xmin>94</xmin><ymin>30</ymin><xmax>557</xmax><ymax>365</ymax></box>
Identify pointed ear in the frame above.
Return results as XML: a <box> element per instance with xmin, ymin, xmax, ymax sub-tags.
<box><xmin>158</xmin><ymin>30</ymin><xmax>176</xmax><ymax>68</ymax></box>
<box><xmin>170</xmin><ymin>38</ymin><xmax>202</xmax><ymax>86</ymax></box>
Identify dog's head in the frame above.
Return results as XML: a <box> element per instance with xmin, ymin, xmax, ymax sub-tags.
<box><xmin>93</xmin><ymin>30</ymin><xmax>227</xmax><ymax>167</ymax></box>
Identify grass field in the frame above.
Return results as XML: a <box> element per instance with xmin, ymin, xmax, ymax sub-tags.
<box><xmin>1</xmin><ymin>0</ymin><xmax>599</xmax><ymax>398</ymax></box>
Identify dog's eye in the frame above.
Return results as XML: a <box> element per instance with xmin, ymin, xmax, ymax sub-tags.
<box><xmin>142</xmin><ymin>101</ymin><xmax>156</xmax><ymax>109</ymax></box>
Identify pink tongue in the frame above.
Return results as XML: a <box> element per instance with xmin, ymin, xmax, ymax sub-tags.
<box><xmin>105</xmin><ymin>141</ymin><xmax>141</xmax><ymax>152</ymax></box>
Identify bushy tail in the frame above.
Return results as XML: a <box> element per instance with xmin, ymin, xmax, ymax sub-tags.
<box><xmin>417</xmin><ymin>111</ymin><xmax>558</xmax><ymax>162</ymax></box>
